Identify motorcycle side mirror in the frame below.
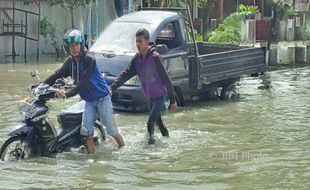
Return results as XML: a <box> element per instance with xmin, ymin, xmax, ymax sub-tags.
<box><xmin>30</xmin><ymin>70</ymin><xmax>40</xmax><ymax>82</ymax></box>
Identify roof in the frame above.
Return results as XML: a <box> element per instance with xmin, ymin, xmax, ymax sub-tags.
<box><xmin>115</xmin><ymin>10</ymin><xmax>180</xmax><ymax>25</ymax></box>
<box><xmin>0</xmin><ymin>0</ymin><xmax>40</xmax><ymax>2</ymax></box>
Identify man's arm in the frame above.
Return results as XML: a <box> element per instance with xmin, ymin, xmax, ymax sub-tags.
<box><xmin>110</xmin><ymin>55</ymin><xmax>138</xmax><ymax>92</ymax></box>
<box><xmin>153</xmin><ymin>52</ymin><xmax>176</xmax><ymax>105</ymax></box>
<box><xmin>65</xmin><ymin>54</ymin><xmax>96</xmax><ymax>98</ymax></box>
<box><xmin>43</xmin><ymin>58</ymin><xmax>71</xmax><ymax>86</ymax></box>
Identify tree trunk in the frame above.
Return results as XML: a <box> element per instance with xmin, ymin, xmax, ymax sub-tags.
<box><xmin>70</xmin><ymin>9</ymin><xmax>75</xmax><ymax>28</ymax></box>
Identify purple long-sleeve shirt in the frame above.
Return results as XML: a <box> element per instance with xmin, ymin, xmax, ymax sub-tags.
<box><xmin>110</xmin><ymin>50</ymin><xmax>176</xmax><ymax>104</ymax></box>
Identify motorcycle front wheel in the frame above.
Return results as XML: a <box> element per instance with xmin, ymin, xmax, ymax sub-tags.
<box><xmin>0</xmin><ymin>136</ymin><xmax>31</xmax><ymax>161</ymax></box>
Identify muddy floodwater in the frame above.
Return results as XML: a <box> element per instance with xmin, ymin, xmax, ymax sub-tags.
<box><xmin>0</xmin><ymin>63</ymin><xmax>309</xmax><ymax>189</ymax></box>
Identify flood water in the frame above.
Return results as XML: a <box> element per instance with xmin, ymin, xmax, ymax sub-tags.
<box><xmin>0</xmin><ymin>63</ymin><xmax>309</xmax><ymax>189</ymax></box>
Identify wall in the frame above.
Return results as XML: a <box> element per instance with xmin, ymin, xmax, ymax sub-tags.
<box><xmin>0</xmin><ymin>0</ymin><xmax>117</xmax><ymax>60</ymax></box>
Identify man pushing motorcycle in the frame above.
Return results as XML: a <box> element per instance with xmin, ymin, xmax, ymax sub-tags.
<box><xmin>43</xmin><ymin>29</ymin><xmax>125</xmax><ymax>153</ymax></box>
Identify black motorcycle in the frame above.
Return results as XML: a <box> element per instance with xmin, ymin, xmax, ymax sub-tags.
<box><xmin>0</xmin><ymin>82</ymin><xmax>106</xmax><ymax>161</ymax></box>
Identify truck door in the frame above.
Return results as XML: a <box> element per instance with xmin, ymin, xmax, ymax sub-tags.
<box><xmin>155</xmin><ymin>19</ymin><xmax>189</xmax><ymax>87</ymax></box>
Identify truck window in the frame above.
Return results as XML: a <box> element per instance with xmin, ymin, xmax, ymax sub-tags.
<box><xmin>158</xmin><ymin>23</ymin><xmax>175</xmax><ymax>38</ymax></box>
<box><xmin>156</xmin><ymin>20</ymin><xmax>183</xmax><ymax>50</ymax></box>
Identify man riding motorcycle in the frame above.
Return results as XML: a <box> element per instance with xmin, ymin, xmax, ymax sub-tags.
<box><xmin>43</xmin><ymin>29</ymin><xmax>125</xmax><ymax>153</ymax></box>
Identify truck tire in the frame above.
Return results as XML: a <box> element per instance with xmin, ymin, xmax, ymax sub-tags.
<box><xmin>220</xmin><ymin>83</ymin><xmax>237</xmax><ymax>100</ymax></box>
<box><xmin>174</xmin><ymin>87</ymin><xmax>184</xmax><ymax>106</ymax></box>
<box><xmin>205</xmin><ymin>87</ymin><xmax>219</xmax><ymax>100</ymax></box>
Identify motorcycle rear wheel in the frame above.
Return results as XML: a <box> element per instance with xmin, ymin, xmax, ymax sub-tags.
<box><xmin>93</xmin><ymin>123</ymin><xmax>106</xmax><ymax>146</ymax></box>
<box><xmin>0</xmin><ymin>136</ymin><xmax>31</xmax><ymax>161</ymax></box>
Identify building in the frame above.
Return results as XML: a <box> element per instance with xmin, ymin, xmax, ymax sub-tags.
<box><xmin>0</xmin><ymin>0</ymin><xmax>118</xmax><ymax>63</ymax></box>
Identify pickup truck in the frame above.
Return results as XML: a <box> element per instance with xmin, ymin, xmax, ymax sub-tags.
<box><xmin>90</xmin><ymin>7</ymin><xmax>266</xmax><ymax>112</ymax></box>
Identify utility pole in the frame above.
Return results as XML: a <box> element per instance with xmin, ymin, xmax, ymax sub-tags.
<box><xmin>86</xmin><ymin>2</ymin><xmax>92</xmax><ymax>48</ymax></box>
<box><xmin>95</xmin><ymin>0</ymin><xmax>99</xmax><ymax>39</ymax></box>
<box><xmin>37</xmin><ymin>0</ymin><xmax>40</xmax><ymax>62</ymax></box>
<box><xmin>12</xmin><ymin>0</ymin><xmax>16</xmax><ymax>63</ymax></box>
<box><xmin>193</xmin><ymin>0</ymin><xmax>198</xmax><ymax>19</ymax></box>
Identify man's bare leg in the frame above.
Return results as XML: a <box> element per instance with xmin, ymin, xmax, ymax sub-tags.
<box><xmin>111</xmin><ymin>133</ymin><xmax>125</xmax><ymax>148</ymax></box>
<box><xmin>85</xmin><ymin>136</ymin><xmax>95</xmax><ymax>154</ymax></box>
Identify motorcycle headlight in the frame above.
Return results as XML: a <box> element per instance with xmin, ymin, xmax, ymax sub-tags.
<box><xmin>18</xmin><ymin>103</ymin><xmax>37</xmax><ymax>119</ymax></box>
<box><xmin>124</xmin><ymin>76</ymin><xmax>140</xmax><ymax>86</ymax></box>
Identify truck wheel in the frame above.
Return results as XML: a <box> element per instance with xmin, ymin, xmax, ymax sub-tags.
<box><xmin>220</xmin><ymin>83</ymin><xmax>237</xmax><ymax>100</ymax></box>
<box><xmin>175</xmin><ymin>93</ymin><xmax>182</xmax><ymax>106</ymax></box>
<box><xmin>205</xmin><ymin>87</ymin><xmax>219</xmax><ymax>100</ymax></box>
<box><xmin>174</xmin><ymin>88</ymin><xmax>184</xmax><ymax>107</ymax></box>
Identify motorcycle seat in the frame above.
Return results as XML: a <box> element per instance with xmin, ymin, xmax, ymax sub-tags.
<box><xmin>57</xmin><ymin>100</ymin><xmax>85</xmax><ymax>127</ymax></box>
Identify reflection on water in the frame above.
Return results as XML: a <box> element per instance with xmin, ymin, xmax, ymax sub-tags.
<box><xmin>0</xmin><ymin>63</ymin><xmax>309</xmax><ymax>189</ymax></box>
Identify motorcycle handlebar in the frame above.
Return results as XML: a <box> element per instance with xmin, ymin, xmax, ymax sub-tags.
<box><xmin>38</xmin><ymin>90</ymin><xmax>56</xmax><ymax>100</ymax></box>
<box><xmin>30</xmin><ymin>81</ymin><xmax>75</xmax><ymax>101</ymax></box>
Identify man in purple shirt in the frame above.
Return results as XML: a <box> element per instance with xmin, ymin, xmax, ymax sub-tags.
<box><xmin>110</xmin><ymin>28</ymin><xmax>177</xmax><ymax>144</ymax></box>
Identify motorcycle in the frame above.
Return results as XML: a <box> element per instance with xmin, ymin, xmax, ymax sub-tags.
<box><xmin>0</xmin><ymin>75</ymin><xmax>106</xmax><ymax>161</ymax></box>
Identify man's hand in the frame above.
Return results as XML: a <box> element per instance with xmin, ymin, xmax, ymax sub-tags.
<box><xmin>55</xmin><ymin>90</ymin><xmax>66</xmax><ymax>99</ymax></box>
<box><xmin>170</xmin><ymin>102</ymin><xmax>177</xmax><ymax>111</ymax></box>
<box><xmin>109</xmin><ymin>89</ymin><xmax>113</xmax><ymax>97</ymax></box>
<box><xmin>28</xmin><ymin>84</ymin><xmax>38</xmax><ymax>92</ymax></box>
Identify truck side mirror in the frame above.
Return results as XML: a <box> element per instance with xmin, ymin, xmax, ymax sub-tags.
<box><xmin>156</xmin><ymin>44</ymin><xmax>168</xmax><ymax>55</ymax></box>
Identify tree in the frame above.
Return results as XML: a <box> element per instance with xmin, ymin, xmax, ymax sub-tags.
<box><xmin>302</xmin><ymin>16</ymin><xmax>310</xmax><ymax>42</ymax></box>
<box><xmin>44</xmin><ymin>0</ymin><xmax>92</xmax><ymax>28</ymax></box>
<box><xmin>40</xmin><ymin>17</ymin><xmax>63</xmax><ymax>57</ymax></box>
<box><xmin>270</xmin><ymin>0</ymin><xmax>294</xmax><ymax>40</ymax></box>
<box><xmin>168</xmin><ymin>0</ymin><xmax>209</xmax><ymax>8</ymax></box>
<box><xmin>166</xmin><ymin>0</ymin><xmax>215</xmax><ymax>30</ymax></box>
<box><xmin>151</xmin><ymin>0</ymin><xmax>210</xmax><ymax>9</ymax></box>
<box><xmin>207</xmin><ymin>4</ymin><xmax>260</xmax><ymax>44</ymax></box>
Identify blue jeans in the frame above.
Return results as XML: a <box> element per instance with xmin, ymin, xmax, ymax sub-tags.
<box><xmin>147</xmin><ymin>96</ymin><xmax>165</xmax><ymax>135</ymax></box>
<box><xmin>81</xmin><ymin>95</ymin><xmax>118</xmax><ymax>136</ymax></box>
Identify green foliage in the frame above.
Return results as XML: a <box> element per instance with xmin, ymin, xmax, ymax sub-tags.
<box><xmin>273</xmin><ymin>0</ymin><xmax>294</xmax><ymax>20</ymax></box>
<box><xmin>185</xmin><ymin>26</ymin><xmax>203</xmax><ymax>42</ymax></box>
<box><xmin>287</xmin><ymin>7</ymin><xmax>295</xmax><ymax>15</ymax></box>
<box><xmin>196</xmin><ymin>33</ymin><xmax>203</xmax><ymax>41</ymax></box>
<box><xmin>302</xmin><ymin>16</ymin><xmax>310</xmax><ymax>42</ymax></box>
<box><xmin>269</xmin><ymin>0</ymin><xmax>294</xmax><ymax>39</ymax></box>
<box><xmin>208</xmin><ymin>13</ymin><xmax>244</xmax><ymax>44</ymax></box>
<box><xmin>166</xmin><ymin>0</ymin><xmax>209</xmax><ymax>8</ymax></box>
<box><xmin>40</xmin><ymin>17</ymin><xmax>56</xmax><ymax>40</ymax></box>
<box><xmin>238</xmin><ymin>4</ymin><xmax>259</xmax><ymax>15</ymax></box>
<box><xmin>40</xmin><ymin>17</ymin><xmax>62</xmax><ymax>57</ymax></box>
<box><xmin>45</xmin><ymin>0</ymin><xmax>92</xmax><ymax>10</ymax></box>
<box><xmin>207</xmin><ymin>3</ymin><xmax>262</xmax><ymax>44</ymax></box>
<box><xmin>43</xmin><ymin>0</ymin><xmax>93</xmax><ymax>28</ymax></box>
<box><xmin>153</xmin><ymin>0</ymin><xmax>216</xmax><ymax>41</ymax></box>
<box><xmin>247</xmin><ymin>5</ymin><xmax>259</xmax><ymax>14</ymax></box>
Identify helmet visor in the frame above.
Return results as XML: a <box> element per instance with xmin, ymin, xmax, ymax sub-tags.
<box><xmin>64</xmin><ymin>35</ymin><xmax>83</xmax><ymax>46</ymax></box>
